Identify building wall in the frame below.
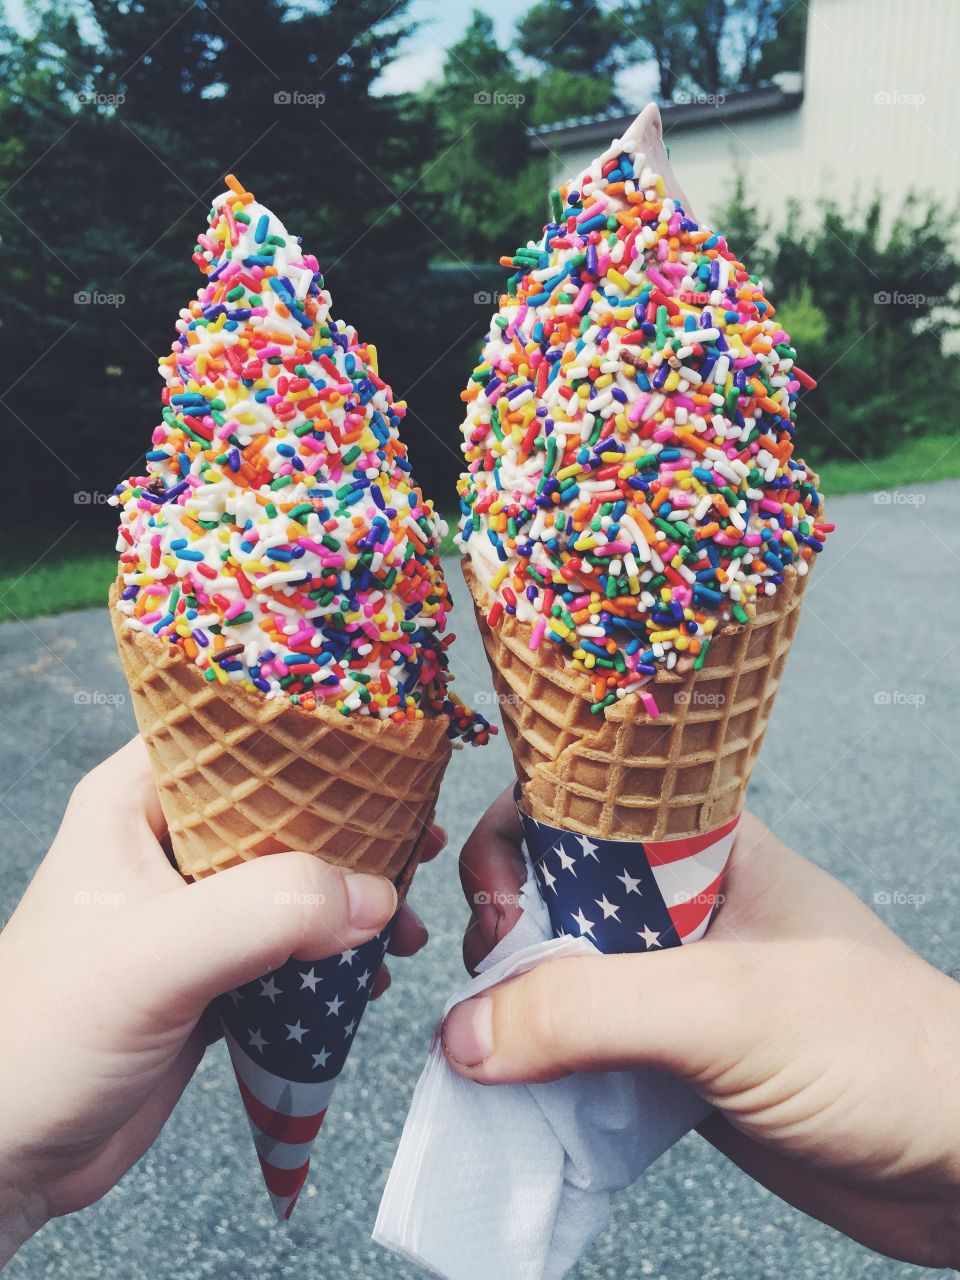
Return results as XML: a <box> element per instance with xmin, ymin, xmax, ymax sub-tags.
<box><xmin>543</xmin><ymin>0</ymin><xmax>959</xmax><ymax>230</ymax></box>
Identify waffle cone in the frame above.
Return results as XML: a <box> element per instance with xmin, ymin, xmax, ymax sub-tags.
<box><xmin>463</xmin><ymin>561</ymin><xmax>810</xmax><ymax>841</ymax></box>
<box><xmin>109</xmin><ymin>582</ymin><xmax>451</xmax><ymax>885</ymax></box>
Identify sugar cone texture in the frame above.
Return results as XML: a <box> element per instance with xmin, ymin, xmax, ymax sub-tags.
<box><xmin>463</xmin><ymin>562</ymin><xmax>810</xmax><ymax>840</ymax></box>
<box><xmin>110</xmin><ymin>582</ymin><xmax>451</xmax><ymax>882</ymax></box>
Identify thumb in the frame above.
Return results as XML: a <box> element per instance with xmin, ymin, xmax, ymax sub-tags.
<box><xmin>441</xmin><ymin>945</ymin><xmax>747</xmax><ymax>1085</ymax></box>
<box><xmin>123</xmin><ymin>852</ymin><xmax>397</xmax><ymax>1019</ymax></box>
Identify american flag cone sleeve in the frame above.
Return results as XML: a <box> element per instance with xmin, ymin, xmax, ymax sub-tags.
<box><xmin>517</xmin><ymin>788</ymin><xmax>737</xmax><ymax>955</ymax></box>
<box><xmin>217</xmin><ymin>920</ymin><xmax>395</xmax><ymax>1222</ymax></box>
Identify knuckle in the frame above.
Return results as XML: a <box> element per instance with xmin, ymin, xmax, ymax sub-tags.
<box><xmin>509</xmin><ymin>963</ymin><xmax>572</xmax><ymax>1063</ymax></box>
<box><xmin>67</xmin><ymin>768</ymin><xmax>99</xmax><ymax>814</ymax></box>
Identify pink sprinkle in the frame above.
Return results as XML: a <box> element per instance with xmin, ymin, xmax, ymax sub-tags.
<box><xmin>646</xmin><ymin>266</ymin><xmax>672</xmax><ymax>293</ymax></box>
<box><xmin>529</xmin><ymin>616</ymin><xmax>547</xmax><ymax>651</ymax></box>
<box><xmin>574</xmin><ymin>283</ymin><xmax>593</xmax><ymax>313</ymax></box>
<box><xmin>258</xmin><ymin>345</ymin><xmax>282</xmax><ymax>359</ymax></box>
<box><xmin>140</xmin><ymin>610</ymin><xmax>162</xmax><ymax>625</ymax></box>
<box><xmin>673</xmin><ymin>394</ymin><xmax>696</xmax><ymax>410</ymax></box>
<box><xmin>576</xmin><ymin>197</ymin><xmax>607</xmax><ymax>223</ymax></box>
<box><xmin>640</xmin><ymin>689</ymin><xmax>659</xmax><ymax>719</ymax></box>
<box><xmin>652</xmin><ymin>426</ymin><xmax>673</xmax><ymax>442</ymax></box>
<box><xmin>224</xmin><ymin>600</ymin><xmax>246</xmax><ymax>620</ymax></box>
<box><xmin>732</xmin><ymin>356</ymin><xmax>755</xmax><ymax>368</ymax></box>
<box><xmin>656</xmin><ymin>238</ymin><xmax>668</xmax><ymax>261</ymax></box>
<box><xmin>759</xmin><ymin>498</ymin><xmax>782</xmax><ymax>514</ymax></box>
<box><xmin>298</xmin><ymin>536</ymin><xmax>326</xmax><ymax>555</ymax></box>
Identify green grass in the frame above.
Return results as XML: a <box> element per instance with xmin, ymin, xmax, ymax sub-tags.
<box><xmin>0</xmin><ymin>542</ymin><xmax>116</xmax><ymax>624</ymax></box>
<box><xmin>4</xmin><ymin>433</ymin><xmax>959</xmax><ymax>623</ymax></box>
<box><xmin>815</xmin><ymin>432</ymin><xmax>960</xmax><ymax>496</ymax></box>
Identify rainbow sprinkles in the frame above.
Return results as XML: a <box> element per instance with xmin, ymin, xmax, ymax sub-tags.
<box><xmin>457</xmin><ymin>118</ymin><xmax>834</xmax><ymax>717</ymax></box>
<box><xmin>112</xmin><ymin>174</ymin><xmax>489</xmax><ymax>744</ymax></box>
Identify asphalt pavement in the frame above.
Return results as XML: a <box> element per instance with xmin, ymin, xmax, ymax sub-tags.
<box><xmin>2</xmin><ymin>482</ymin><xmax>959</xmax><ymax>1280</ymax></box>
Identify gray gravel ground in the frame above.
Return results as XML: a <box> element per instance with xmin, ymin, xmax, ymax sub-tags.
<box><xmin>2</xmin><ymin>482</ymin><xmax>959</xmax><ymax>1280</ymax></box>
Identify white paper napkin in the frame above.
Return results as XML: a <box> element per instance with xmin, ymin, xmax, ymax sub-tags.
<box><xmin>373</xmin><ymin>849</ymin><xmax>710</xmax><ymax>1279</ymax></box>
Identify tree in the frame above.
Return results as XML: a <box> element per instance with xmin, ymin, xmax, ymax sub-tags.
<box><xmin>515</xmin><ymin>0</ymin><xmax>624</xmax><ymax>79</ymax></box>
<box><xmin>420</xmin><ymin>11</ymin><xmax>545</xmax><ymax>262</ymax></box>
<box><xmin>515</xmin><ymin>0</ymin><xmax>623</xmax><ymax>122</ymax></box>
<box><xmin>0</xmin><ymin>0</ymin><xmax>447</xmax><ymax>533</ymax></box>
<box><xmin>622</xmin><ymin>0</ymin><xmax>805</xmax><ymax>101</ymax></box>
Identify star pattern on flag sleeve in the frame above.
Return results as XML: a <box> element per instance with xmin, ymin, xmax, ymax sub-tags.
<box><xmin>217</xmin><ymin>924</ymin><xmax>393</xmax><ymax>1085</ymax></box>
<box><xmin>516</xmin><ymin>792</ymin><xmax>738</xmax><ymax>957</ymax></box>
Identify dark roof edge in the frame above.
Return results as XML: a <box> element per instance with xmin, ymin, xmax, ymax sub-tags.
<box><xmin>527</xmin><ymin>83</ymin><xmax>803</xmax><ymax>151</ymax></box>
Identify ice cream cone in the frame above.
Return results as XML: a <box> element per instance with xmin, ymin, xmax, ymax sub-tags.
<box><xmin>110</xmin><ymin>582</ymin><xmax>450</xmax><ymax>883</ymax></box>
<box><xmin>112</xmin><ymin>582</ymin><xmax>451</xmax><ymax>1218</ymax></box>
<box><xmin>108</xmin><ymin>175</ymin><xmax>490</xmax><ymax>1219</ymax></box>
<box><xmin>454</xmin><ymin>103</ymin><xmax>832</xmax><ymax>953</ymax></box>
<box><xmin>463</xmin><ymin>561</ymin><xmax>808</xmax><ymax>842</ymax></box>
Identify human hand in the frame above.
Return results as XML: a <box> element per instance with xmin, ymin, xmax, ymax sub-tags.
<box><xmin>0</xmin><ymin>737</ymin><xmax>442</xmax><ymax>1262</ymax></box>
<box><xmin>443</xmin><ymin>785</ymin><xmax>960</xmax><ymax>1268</ymax></box>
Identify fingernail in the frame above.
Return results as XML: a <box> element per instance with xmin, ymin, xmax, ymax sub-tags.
<box><xmin>442</xmin><ymin>996</ymin><xmax>494</xmax><ymax>1068</ymax></box>
<box><xmin>345</xmin><ymin>872</ymin><xmax>397</xmax><ymax>931</ymax></box>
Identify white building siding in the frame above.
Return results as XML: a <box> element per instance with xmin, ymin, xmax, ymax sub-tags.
<box><xmin>544</xmin><ymin>0</ymin><xmax>959</xmax><ymax>228</ymax></box>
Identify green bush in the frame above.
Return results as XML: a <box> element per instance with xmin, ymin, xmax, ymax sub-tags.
<box><xmin>714</xmin><ymin>178</ymin><xmax>960</xmax><ymax>463</ymax></box>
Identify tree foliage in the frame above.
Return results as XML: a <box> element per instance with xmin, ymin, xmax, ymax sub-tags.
<box><xmin>714</xmin><ymin>179</ymin><xmax>960</xmax><ymax>461</ymax></box>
